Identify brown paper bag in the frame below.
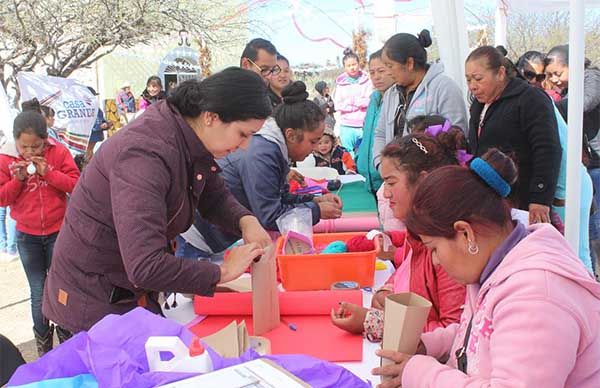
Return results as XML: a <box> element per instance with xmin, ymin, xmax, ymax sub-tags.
<box><xmin>380</xmin><ymin>292</ymin><xmax>432</xmax><ymax>380</ymax></box>
<box><xmin>252</xmin><ymin>244</ymin><xmax>280</xmax><ymax>336</ymax></box>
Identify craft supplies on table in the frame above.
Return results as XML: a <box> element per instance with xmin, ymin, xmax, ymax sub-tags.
<box><xmin>276</xmin><ymin>232</ymin><xmax>377</xmax><ymax>291</ymax></box>
<box><xmin>192</xmin><ymin>290</ymin><xmax>363</xmax><ymax>362</ymax></box>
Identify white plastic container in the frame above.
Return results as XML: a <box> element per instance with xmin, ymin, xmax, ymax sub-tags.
<box><xmin>145</xmin><ymin>336</ymin><xmax>213</xmax><ymax>374</ymax></box>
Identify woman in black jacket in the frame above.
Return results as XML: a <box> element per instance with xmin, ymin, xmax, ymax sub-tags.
<box><xmin>465</xmin><ymin>46</ymin><xmax>561</xmax><ymax>224</ymax></box>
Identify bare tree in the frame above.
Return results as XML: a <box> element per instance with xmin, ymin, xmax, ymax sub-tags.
<box><xmin>464</xmin><ymin>4</ymin><xmax>600</xmax><ymax>64</ymax></box>
<box><xmin>0</xmin><ymin>0</ymin><xmax>262</xmax><ymax>101</ymax></box>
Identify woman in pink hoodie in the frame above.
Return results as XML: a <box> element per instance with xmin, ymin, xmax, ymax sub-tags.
<box><xmin>372</xmin><ymin>148</ymin><xmax>600</xmax><ymax>388</ymax></box>
<box><xmin>333</xmin><ymin>48</ymin><xmax>372</xmax><ymax>158</ymax></box>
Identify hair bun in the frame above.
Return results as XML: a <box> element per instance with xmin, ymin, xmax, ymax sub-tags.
<box><xmin>417</xmin><ymin>29</ymin><xmax>432</xmax><ymax>48</ymax></box>
<box><xmin>282</xmin><ymin>81</ymin><xmax>309</xmax><ymax>104</ymax></box>
<box><xmin>21</xmin><ymin>98</ymin><xmax>41</xmax><ymax>113</ymax></box>
<box><xmin>480</xmin><ymin>148</ymin><xmax>518</xmax><ymax>185</ymax></box>
<box><xmin>343</xmin><ymin>47</ymin><xmax>355</xmax><ymax>56</ymax></box>
<box><xmin>496</xmin><ymin>45</ymin><xmax>508</xmax><ymax>57</ymax></box>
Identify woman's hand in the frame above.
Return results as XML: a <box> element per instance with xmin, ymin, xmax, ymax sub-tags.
<box><xmin>371</xmin><ymin>289</ymin><xmax>392</xmax><ymax>309</ymax></box>
<box><xmin>9</xmin><ymin>161</ymin><xmax>28</xmax><ymax>181</ymax></box>
<box><xmin>239</xmin><ymin>215</ymin><xmax>271</xmax><ymax>249</ymax></box>
<box><xmin>315</xmin><ymin>193</ymin><xmax>343</xmax><ymax>207</ymax></box>
<box><xmin>372</xmin><ymin>350</ymin><xmax>413</xmax><ymax>388</ymax></box>
<box><xmin>330</xmin><ymin>302</ymin><xmax>368</xmax><ymax>334</ymax></box>
<box><xmin>220</xmin><ymin>243</ymin><xmax>264</xmax><ymax>283</ymax></box>
<box><xmin>287</xmin><ymin>170</ymin><xmax>306</xmax><ymax>187</ymax></box>
<box><xmin>317</xmin><ymin>201</ymin><xmax>342</xmax><ymax>219</ymax></box>
<box><xmin>529</xmin><ymin>203</ymin><xmax>551</xmax><ymax>224</ymax></box>
<box><xmin>374</xmin><ymin>234</ymin><xmax>396</xmax><ymax>261</ymax></box>
<box><xmin>31</xmin><ymin>156</ymin><xmax>48</xmax><ymax>176</ymax></box>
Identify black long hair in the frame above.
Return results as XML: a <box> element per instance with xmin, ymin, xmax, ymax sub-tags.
<box><xmin>167</xmin><ymin>67</ymin><xmax>272</xmax><ymax>122</ymax></box>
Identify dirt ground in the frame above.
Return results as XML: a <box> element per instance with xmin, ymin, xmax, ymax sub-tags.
<box><xmin>0</xmin><ymin>259</ymin><xmax>45</xmax><ymax>363</ymax></box>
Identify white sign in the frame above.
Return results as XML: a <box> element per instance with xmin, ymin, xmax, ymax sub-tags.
<box><xmin>17</xmin><ymin>72</ymin><xmax>98</xmax><ymax>154</ymax></box>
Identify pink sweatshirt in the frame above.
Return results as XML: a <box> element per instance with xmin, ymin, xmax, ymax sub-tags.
<box><xmin>402</xmin><ymin>224</ymin><xmax>600</xmax><ymax>387</ymax></box>
<box><xmin>333</xmin><ymin>71</ymin><xmax>372</xmax><ymax>127</ymax></box>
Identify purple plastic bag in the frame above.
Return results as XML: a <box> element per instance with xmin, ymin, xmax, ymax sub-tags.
<box><xmin>9</xmin><ymin>308</ymin><xmax>369</xmax><ymax>388</ymax></box>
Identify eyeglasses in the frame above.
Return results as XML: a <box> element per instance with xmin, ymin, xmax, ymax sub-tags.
<box><xmin>523</xmin><ymin>70</ymin><xmax>546</xmax><ymax>83</ymax></box>
<box><xmin>246</xmin><ymin>58</ymin><xmax>281</xmax><ymax>77</ymax></box>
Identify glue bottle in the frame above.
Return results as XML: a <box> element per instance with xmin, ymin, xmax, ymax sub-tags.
<box><xmin>145</xmin><ymin>336</ymin><xmax>213</xmax><ymax>374</ymax></box>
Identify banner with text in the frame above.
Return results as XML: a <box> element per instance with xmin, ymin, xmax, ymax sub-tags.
<box><xmin>17</xmin><ymin>72</ymin><xmax>98</xmax><ymax>154</ymax></box>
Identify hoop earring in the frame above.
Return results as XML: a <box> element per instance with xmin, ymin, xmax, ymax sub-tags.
<box><xmin>468</xmin><ymin>240</ymin><xmax>479</xmax><ymax>255</ymax></box>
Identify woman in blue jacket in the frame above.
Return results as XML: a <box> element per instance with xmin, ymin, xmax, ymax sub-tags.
<box><xmin>218</xmin><ymin>81</ymin><xmax>343</xmax><ymax>234</ymax></box>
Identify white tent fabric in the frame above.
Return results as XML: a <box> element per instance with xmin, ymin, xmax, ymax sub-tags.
<box><xmin>430</xmin><ymin>0</ymin><xmax>469</xmax><ymax>95</ymax></box>
<box><xmin>494</xmin><ymin>0</ymin><xmax>600</xmax><ymax>256</ymax></box>
<box><xmin>504</xmin><ymin>0</ymin><xmax>600</xmax><ymax>12</ymax></box>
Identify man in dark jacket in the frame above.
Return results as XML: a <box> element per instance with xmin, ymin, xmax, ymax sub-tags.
<box><xmin>43</xmin><ymin>70</ymin><xmax>272</xmax><ymax>334</ymax></box>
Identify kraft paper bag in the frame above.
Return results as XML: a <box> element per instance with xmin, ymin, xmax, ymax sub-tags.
<box><xmin>380</xmin><ymin>292</ymin><xmax>432</xmax><ymax>380</ymax></box>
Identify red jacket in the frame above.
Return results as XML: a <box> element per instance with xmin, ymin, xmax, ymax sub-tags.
<box><xmin>385</xmin><ymin>231</ymin><xmax>465</xmax><ymax>332</ymax></box>
<box><xmin>0</xmin><ymin>138</ymin><xmax>80</xmax><ymax>235</ymax></box>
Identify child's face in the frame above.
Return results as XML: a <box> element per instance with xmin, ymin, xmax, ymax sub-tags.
<box><xmin>317</xmin><ymin>135</ymin><xmax>334</xmax><ymax>155</ymax></box>
<box><xmin>344</xmin><ymin>57</ymin><xmax>360</xmax><ymax>78</ymax></box>
<box><xmin>147</xmin><ymin>82</ymin><xmax>161</xmax><ymax>97</ymax></box>
<box><xmin>16</xmin><ymin>132</ymin><xmax>46</xmax><ymax>160</ymax></box>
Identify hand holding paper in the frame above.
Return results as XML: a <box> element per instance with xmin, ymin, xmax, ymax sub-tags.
<box><xmin>371</xmin><ymin>342</ymin><xmax>426</xmax><ymax>387</ymax></box>
<box><xmin>379</xmin><ymin>293</ymin><xmax>431</xmax><ymax>382</ymax></box>
<box><xmin>220</xmin><ymin>243</ymin><xmax>264</xmax><ymax>283</ymax></box>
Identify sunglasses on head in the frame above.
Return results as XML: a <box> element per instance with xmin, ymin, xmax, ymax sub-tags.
<box><xmin>523</xmin><ymin>70</ymin><xmax>546</xmax><ymax>83</ymax></box>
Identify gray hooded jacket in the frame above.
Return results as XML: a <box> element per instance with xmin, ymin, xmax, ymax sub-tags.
<box><xmin>218</xmin><ymin>117</ymin><xmax>320</xmax><ymax>231</ymax></box>
<box><xmin>372</xmin><ymin>62</ymin><xmax>468</xmax><ymax>169</ymax></box>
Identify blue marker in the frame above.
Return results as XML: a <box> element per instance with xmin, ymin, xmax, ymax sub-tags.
<box><xmin>281</xmin><ymin>318</ymin><xmax>297</xmax><ymax>331</ymax></box>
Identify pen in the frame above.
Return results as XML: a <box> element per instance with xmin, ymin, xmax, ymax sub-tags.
<box><xmin>280</xmin><ymin>318</ymin><xmax>297</xmax><ymax>331</ymax></box>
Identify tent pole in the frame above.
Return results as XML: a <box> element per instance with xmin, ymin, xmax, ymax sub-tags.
<box><xmin>494</xmin><ymin>0</ymin><xmax>508</xmax><ymax>47</ymax></box>
<box><xmin>565</xmin><ymin>0</ymin><xmax>585</xmax><ymax>254</ymax></box>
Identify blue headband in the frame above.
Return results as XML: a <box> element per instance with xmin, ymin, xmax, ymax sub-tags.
<box><xmin>469</xmin><ymin>158</ymin><xmax>511</xmax><ymax>198</ymax></box>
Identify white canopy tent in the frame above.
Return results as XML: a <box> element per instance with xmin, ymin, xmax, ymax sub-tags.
<box><xmin>432</xmin><ymin>0</ymin><xmax>599</xmax><ymax>256</ymax></box>
<box><xmin>495</xmin><ymin>0</ymin><xmax>600</xmax><ymax>258</ymax></box>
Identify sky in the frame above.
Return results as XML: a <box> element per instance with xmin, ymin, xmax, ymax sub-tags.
<box><xmin>249</xmin><ymin>0</ymin><xmax>495</xmax><ymax>66</ymax></box>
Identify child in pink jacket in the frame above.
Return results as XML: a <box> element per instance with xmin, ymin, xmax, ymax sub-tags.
<box><xmin>373</xmin><ymin>148</ymin><xmax>600</xmax><ymax>387</ymax></box>
<box><xmin>333</xmin><ymin>48</ymin><xmax>372</xmax><ymax>158</ymax></box>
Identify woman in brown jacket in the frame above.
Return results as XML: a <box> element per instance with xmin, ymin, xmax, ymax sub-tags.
<box><xmin>43</xmin><ymin>68</ymin><xmax>273</xmax><ymax>339</ymax></box>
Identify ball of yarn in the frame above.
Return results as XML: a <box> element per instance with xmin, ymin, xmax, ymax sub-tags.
<box><xmin>322</xmin><ymin>240</ymin><xmax>348</xmax><ymax>254</ymax></box>
<box><xmin>346</xmin><ymin>235</ymin><xmax>375</xmax><ymax>252</ymax></box>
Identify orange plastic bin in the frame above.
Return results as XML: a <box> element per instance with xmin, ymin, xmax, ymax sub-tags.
<box><xmin>276</xmin><ymin>232</ymin><xmax>377</xmax><ymax>291</ymax></box>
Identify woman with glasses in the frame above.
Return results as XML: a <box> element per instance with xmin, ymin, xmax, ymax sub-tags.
<box><xmin>0</xmin><ymin>99</ymin><xmax>79</xmax><ymax>356</ymax></box>
<box><xmin>465</xmin><ymin>46</ymin><xmax>561</xmax><ymax>225</ymax></box>
<box><xmin>515</xmin><ymin>51</ymin><xmax>548</xmax><ymax>88</ymax></box>
<box><xmin>545</xmin><ymin>45</ymin><xmax>600</xmax><ymax>273</ymax></box>
<box><xmin>333</xmin><ymin>48</ymin><xmax>372</xmax><ymax>158</ymax></box>
<box><xmin>514</xmin><ymin>51</ymin><xmax>594</xmax><ymax>271</ymax></box>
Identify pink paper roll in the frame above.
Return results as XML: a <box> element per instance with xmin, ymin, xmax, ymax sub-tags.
<box><xmin>313</xmin><ymin>215</ymin><xmax>380</xmax><ymax>233</ymax></box>
<box><xmin>194</xmin><ymin>290</ymin><xmax>362</xmax><ymax>316</ymax></box>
